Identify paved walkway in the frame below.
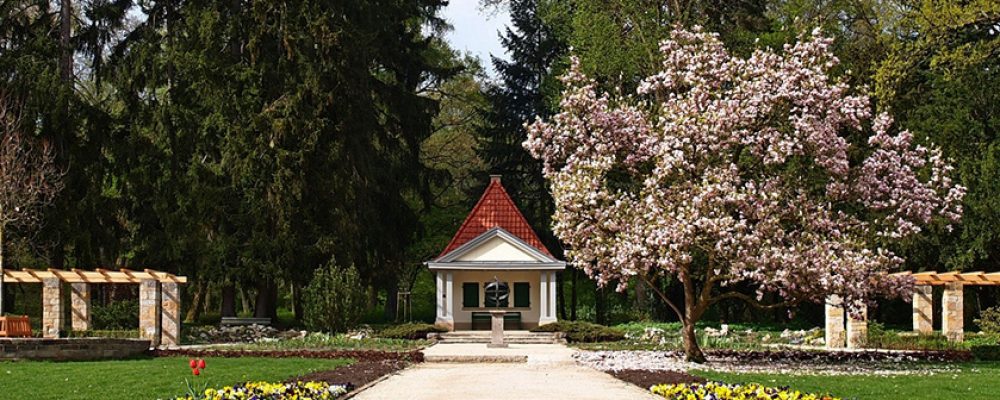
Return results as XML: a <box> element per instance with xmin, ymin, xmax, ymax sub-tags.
<box><xmin>353</xmin><ymin>343</ymin><xmax>658</xmax><ymax>400</ymax></box>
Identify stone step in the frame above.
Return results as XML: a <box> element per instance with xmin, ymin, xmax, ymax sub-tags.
<box><xmin>433</xmin><ymin>331</ymin><xmax>565</xmax><ymax>344</ymax></box>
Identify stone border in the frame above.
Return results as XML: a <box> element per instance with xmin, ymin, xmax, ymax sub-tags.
<box><xmin>0</xmin><ymin>338</ymin><xmax>151</xmax><ymax>361</ymax></box>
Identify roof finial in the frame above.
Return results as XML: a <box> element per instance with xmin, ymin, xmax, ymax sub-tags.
<box><xmin>490</xmin><ymin>174</ymin><xmax>502</xmax><ymax>184</ymax></box>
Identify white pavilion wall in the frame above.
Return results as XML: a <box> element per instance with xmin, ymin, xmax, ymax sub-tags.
<box><xmin>449</xmin><ymin>270</ymin><xmax>544</xmax><ymax>330</ymax></box>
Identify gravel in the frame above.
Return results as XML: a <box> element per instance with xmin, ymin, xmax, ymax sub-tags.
<box><xmin>574</xmin><ymin>350</ymin><xmax>964</xmax><ymax>376</ymax></box>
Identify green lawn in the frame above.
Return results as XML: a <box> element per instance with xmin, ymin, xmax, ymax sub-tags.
<box><xmin>694</xmin><ymin>362</ymin><xmax>1000</xmax><ymax>399</ymax></box>
<box><xmin>0</xmin><ymin>356</ymin><xmax>351</xmax><ymax>400</ymax></box>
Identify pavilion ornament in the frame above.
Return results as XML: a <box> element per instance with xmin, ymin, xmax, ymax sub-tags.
<box><xmin>484</xmin><ymin>276</ymin><xmax>509</xmax><ymax>308</ymax></box>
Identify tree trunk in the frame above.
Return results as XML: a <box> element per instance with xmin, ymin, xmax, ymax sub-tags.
<box><xmin>570</xmin><ymin>268</ymin><xmax>578</xmax><ymax>320</ymax></box>
<box><xmin>292</xmin><ymin>283</ymin><xmax>303</xmax><ymax>322</ymax></box>
<box><xmin>557</xmin><ymin>272</ymin><xmax>567</xmax><ymax>320</ymax></box>
<box><xmin>0</xmin><ymin>222</ymin><xmax>5</xmax><ymax>315</ymax></box>
<box><xmin>220</xmin><ymin>283</ymin><xmax>237</xmax><ymax>318</ymax></box>
<box><xmin>184</xmin><ymin>282</ymin><xmax>205</xmax><ymax>323</ymax></box>
<box><xmin>634</xmin><ymin>277</ymin><xmax>648</xmax><ymax>318</ymax></box>
<box><xmin>60</xmin><ymin>0</ymin><xmax>73</xmax><ymax>83</ymax></box>
<box><xmin>596</xmin><ymin>286</ymin><xmax>607</xmax><ymax>325</ymax></box>
<box><xmin>681</xmin><ymin>317</ymin><xmax>706</xmax><ymax>363</ymax></box>
<box><xmin>239</xmin><ymin>285</ymin><xmax>252</xmax><ymax>315</ymax></box>
<box><xmin>681</xmin><ymin>271</ymin><xmax>707</xmax><ymax>363</ymax></box>
<box><xmin>253</xmin><ymin>280</ymin><xmax>277</xmax><ymax>319</ymax></box>
<box><xmin>384</xmin><ymin>283</ymin><xmax>398</xmax><ymax>322</ymax></box>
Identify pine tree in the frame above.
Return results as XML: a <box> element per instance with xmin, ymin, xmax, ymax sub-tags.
<box><xmin>477</xmin><ymin>0</ymin><xmax>566</xmax><ymax>252</ymax></box>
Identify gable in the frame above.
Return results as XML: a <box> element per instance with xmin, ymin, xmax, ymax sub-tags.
<box><xmin>438</xmin><ymin>176</ymin><xmax>552</xmax><ymax>258</ymax></box>
<box><xmin>454</xmin><ymin>236</ymin><xmax>545</xmax><ymax>262</ymax></box>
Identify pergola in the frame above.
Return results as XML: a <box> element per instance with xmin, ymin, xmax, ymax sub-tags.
<box><xmin>824</xmin><ymin>270</ymin><xmax>996</xmax><ymax>349</ymax></box>
<box><xmin>1</xmin><ymin>268</ymin><xmax>186</xmax><ymax>347</ymax></box>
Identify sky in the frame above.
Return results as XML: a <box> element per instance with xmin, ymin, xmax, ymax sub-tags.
<box><xmin>440</xmin><ymin>1</ymin><xmax>511</xmax><ymax>76</ymax></box>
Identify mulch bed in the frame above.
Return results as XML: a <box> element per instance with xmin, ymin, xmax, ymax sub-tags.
<box><xmin>152</xmin><ymin>349</ymin><xmax>424</xmax><ymax>363</ymax></box>
<box><xmin>607</xmin><ymin>369</ymin><xmax>706</xmax><ymax>389</ymax></box>
<box><xmin>289</xmin><ymin>360</ymin><xmax>409</xmax><ymax>390</ymax></box>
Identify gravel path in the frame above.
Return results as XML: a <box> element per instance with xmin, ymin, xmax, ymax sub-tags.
<box><xmin>352</xmin><ymin>344</ymin><xmax>658</xmax><ymax>400</ymax></box>
<box><xmin>574</xmin><ymin>350</ymin><xmax>963</xmax><ymax>376</ymax></box>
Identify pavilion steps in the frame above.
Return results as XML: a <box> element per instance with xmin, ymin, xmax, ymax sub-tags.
<box><xmin>433</xmin><ymin>331</ymin><xmax>565</xmax><ymax>344</ymax></box>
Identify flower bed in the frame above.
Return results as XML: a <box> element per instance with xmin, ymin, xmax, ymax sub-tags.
<box><xmin>175</xmin><ymin>381</ymin><xmax>351</xmax><ymax>400</ymax></box>
<box><xmin>651</xmin><ymin>382</ymin><xmax>839</xmax><ymax>400</ymax></box>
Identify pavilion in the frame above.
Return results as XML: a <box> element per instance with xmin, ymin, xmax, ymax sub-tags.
<box><xmin>0</xmin><ymin>268</ymin><xmax>185</xmax><ymax>347</ymax></box>
<box><xmin>426</xmin><ymin>175</ymin><xmax>565</xmax><ymax>331</ymax></box>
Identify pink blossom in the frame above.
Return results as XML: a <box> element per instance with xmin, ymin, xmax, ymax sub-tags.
<box><xmin>524</xmin><ymin>27</ymin><xmax>964</xmax><ymax>314</ymax></box>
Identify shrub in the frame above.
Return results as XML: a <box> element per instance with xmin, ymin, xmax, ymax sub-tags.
<box><xmin>66</xmin><ymin>330</ymin><xmax>140</xmax><ymax>339</ymax></box>
<box><xmin>378</xmin><ymin>323</ymin><xmax>447</xmax><ymax>340</ymax></box>
<box><xmin>92</xmin><ymin>300</ymin><xmax>140</xmax><ymax>330</ymax></box>
<box><xmin>531</xmin><ymin>320</ymin><xmax>625</xmax><ymax>342</ymax></box>
<box><xmin>971</xmin><ymin>345</ymin><xmax>1000</xmax><ymax>361</ymax></box>
<box><xmin>975</xmin><ymin>307</ymin><xmax>1000</xmax><ymax>334</ymax></box>
<box><xmin>303</xmin><ymin>264</ymin><xmax>366</xmax><ymax>334</ymax></box>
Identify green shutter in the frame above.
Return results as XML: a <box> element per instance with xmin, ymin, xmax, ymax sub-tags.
<box><xmin>514</xmin><ymin>282</ymin><xmax>530</xmax><ymax>308</ymax></box>
<box><xmin>462</xmin><ymin>282</ymin><xmax>479</xmax><ymax>308</ymax></box>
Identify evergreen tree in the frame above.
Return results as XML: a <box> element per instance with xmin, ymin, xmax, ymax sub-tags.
<box><xmin>477</xmin><ymin>0</ymin><xmax>566</xmax><ymax>253</ymax></box>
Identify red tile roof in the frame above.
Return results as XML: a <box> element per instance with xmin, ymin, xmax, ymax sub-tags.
<box><xmin>438</xmin><ymin>176</ymin><xmax>552</xmax><ymax>259</ymax></box>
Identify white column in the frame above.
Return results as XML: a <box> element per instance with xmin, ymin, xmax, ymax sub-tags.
<box><xmin>435</xmin><ymin>272</ymin><xmax>444</xmax><ymax>320</ymax></box>
<box><xmin>434</xmin><ymin>271</ymin><xmax>454</xmax><ymax>330</ymax></box>
<box><xmin>539</xmin><ymin>271</ymin><xmax>556</xmax><ymax>325</ymax></box>
<box><xmin>445</xmin><ymin>272</ymin><xmax>454</xmax><ymax>319</ymax></box>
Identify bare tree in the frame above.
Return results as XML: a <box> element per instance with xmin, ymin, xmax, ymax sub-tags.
<box><xmin>0</xmin><ymin>92</ymin><xmax>63</xmax><ymax>315</ymax></box>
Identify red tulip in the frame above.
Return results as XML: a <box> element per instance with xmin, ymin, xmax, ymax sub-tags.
<box><xmin>198</xmin><ymin>359</ymin><xmax>206</xmax><ymax>369</ymax></box>
<box><xmin>192</xmin><ymin>368</ymin><xmax>200</xmax><ymax>376</ymax></box>
<box><xmin>189</xmin><ymin>359</ymin><xmax>197</xmax><ymax>369</ymax></box>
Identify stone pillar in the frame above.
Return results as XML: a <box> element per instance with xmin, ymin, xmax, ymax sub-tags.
<box><xmin>824</xmin><ymin>295</ymin><xmax>845</xmax><ymax>348</ymax></box>
<box><xmin>160</xmin><ymin>282</ymin><xmax>181</xmax><ymax>347</ymax></box>
<box><xmin>912</xmin><ymin>285</ymin><xmax>933</xmax><ymax>334</ymax></box>
<box><xmin>42</xmin><ymin>278</ymin><xmax>63</xmax><ymax>338</ymax></box>
<box><xmin>488</xmin><ymin>310</ymin><xmax>507</xmax><ymax>348</ymax></box>
<box><xmin>70</xmin><ymin>283</ymin><xmax>92</xmax><ymax>332</ymax></box>
<box><xmin>846</xmin><ymin>303</ymin><xmax>868</xmax><ymax>349</ymax></box>
<box><xmin>942</xmin><ymin>282</ymin><xmax>964</xmax><ymax>342</ymax></box>
<box><xmin>139</xmin><ymin>279</ymin><xmax>162</xmax><ymax>347</ymax></box>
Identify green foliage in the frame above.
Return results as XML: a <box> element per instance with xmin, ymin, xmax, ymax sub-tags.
<box><xmin>66</xmin><ymin>330</ymin><xmax>140</xmax><ymax>339</ymax></box>
<box><xmin>377</xmin><ymin>323</ymin><xmax>447</xmax><ymax>340</ymax></box>
<box><xmin>695</xmin><ymin>364</ymin><xmax>1000</xmax><ymax>400</ymax></box>
<box><xmin>971</xmin><ymin>345</ymin><xmax>1000</xmax><ymax>361</ymax></box>
<box><xmin>875</xmin><ymin>2</ymin><xmax>1000</xmax><ymax>271</ymax></box>
<box><xmin>303</xmin><ymin>264</ymin><xmax>366</xmax><ymax>334</ymax></box>
<box><xmin>0</xmin><ymin>357</ymin><xmax>350</xmax><ymax>400</ymax></box>
<box><xmin>531</xmin><ymin>320</ymin><xmax>625</xmax><ymax>342</ymax></box>
<box><xmin>975</xmin><ymin>307</ymin><xmax>1000</xmax><ymax>334</ymax></box>
<box><xmin>218</xmin><ymin>332</ymin><xmax>429</xmax><ymax>352</ymax></box>
<box><xmin>92</xmin><ymin>300</ymin><xmax>139</xmax><ymax>330</ymax></box>
<box><xmin>867</xmin><ymin>322</ymin><xmax>961</xmax><ymax>351</ymax></box>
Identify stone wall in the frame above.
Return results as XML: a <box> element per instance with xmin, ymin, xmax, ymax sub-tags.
<box><xmin>0</xmin><ymin>338</ymin><xmax>150</xmax><ymax>361</ymax></box>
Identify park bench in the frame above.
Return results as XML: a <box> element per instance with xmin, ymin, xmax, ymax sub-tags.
<box><xmin>471</xmin><ymin>311</ymin><xmax>521</xmax><ymax>330</ymax></box>
<box><xmin>220</xmin><ymin>317</ymin><xmax>272</xmax><ymax>327</ymax></box>
<box><xmin>0</xmin><ymin>315</ymin><xmax>32</xmax><ymax>338</ymax></box>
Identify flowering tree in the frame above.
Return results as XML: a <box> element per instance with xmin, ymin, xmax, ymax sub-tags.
<box><xmin>524</xmin><ymin>27</ymin><xmax>965</xmax><ymax>362</ymax></box>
